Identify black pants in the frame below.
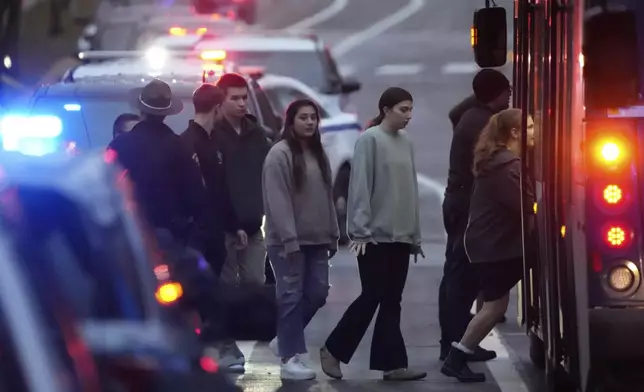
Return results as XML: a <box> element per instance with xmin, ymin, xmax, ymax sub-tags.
<box><xmin>438</xmin><ymin>193</ymin><xmax>480</xmax><ymax>348</ymax></box>
<box><xmin>325</xmin><ymin>242</ymin><xmax>410</xmax><ymax>371</ymax></box>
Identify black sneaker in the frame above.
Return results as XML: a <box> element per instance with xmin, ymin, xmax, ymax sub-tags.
<box><xmin>441</xmin><ymin>347</ymin><xmax>486</xmax><ymax>383</ymax></box>
<box><xmin>439</xmin><ymin>345</ymin><xmax>497</xmax><ymax>362</ymax></box>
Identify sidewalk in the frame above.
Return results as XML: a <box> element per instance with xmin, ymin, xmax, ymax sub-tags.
<box><xmin>230</xmin><ymin>247</ymin><xmax>524</xmax><ymax>391</ymax></box>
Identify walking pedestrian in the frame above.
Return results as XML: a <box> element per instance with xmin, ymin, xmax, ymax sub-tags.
<box><xmin>214</xmin><ymin>72</ymin><xmax>271</xmax><ymax>370</ymax></box>
<box><xmin>319</xmin><ymin>87</ymin><xmax>426</xmax><ymax>381</ymax></box>
<box><xmin>262</xmin><ymin>98</ymin><xmax>339</xmax><ymax>380</ymax></box>
<box><xmin>112</xmin><ymin>113</ymin><xmax>139</xmax><ymax>140</ymax></box>
<box><xmin>438</xmin><ymin>69</ymin><xmax>511</xmax><ymax>362</ymax></box>
<box><xmin>180</xmin><ymin>84</ymin><xmax>230</xmax><ymax>278</ymax></box>
<box><xmin>441</xmin><ymin>108</ymin><xmax>534</xmax><ymax>382</ymax></box>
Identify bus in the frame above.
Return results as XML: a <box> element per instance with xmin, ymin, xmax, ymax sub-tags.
<box><xmin>473</xmin><ymin>0</ymin><xmax>644</xmax><ymax>391</ymax></box>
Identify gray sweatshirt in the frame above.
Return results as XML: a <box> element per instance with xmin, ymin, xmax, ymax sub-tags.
<box><xmin>263</xmin><ymin>140</ymin><xmax>340</xmax><ymax>254</ymax></box>
<box><xmin>348</xmin><ymin>125</ymin><xmax>421</xmax><ymax>245</ymax></box>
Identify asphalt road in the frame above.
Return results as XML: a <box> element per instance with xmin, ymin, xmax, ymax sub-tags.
<box><xmin>14</xmin><ymin>0</ymin><xmax>547</xmax><ymax>390</ymax></box>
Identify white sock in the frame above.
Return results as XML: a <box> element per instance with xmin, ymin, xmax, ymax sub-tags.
<box><xmin>452</xmin><ymin>341</ymin><xmax>473</xmax><ymax>354</ymax></box>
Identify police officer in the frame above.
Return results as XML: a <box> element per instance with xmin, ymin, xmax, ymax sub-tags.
<box><xmin>439</xmin><ymin>69</ymin><xmax>511</xmax><ymax>362</ymax></box>
<box><xmin>108</xmin><ymin>79</ymin><xmax>212</xmax><ymax>249</ymax></box>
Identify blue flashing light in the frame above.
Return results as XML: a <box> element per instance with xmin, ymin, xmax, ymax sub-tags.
<box><xmin>0</xmin><ymin>115</ymin><xmax>63</xmax><ymax>156</ymax></box>
<box><xmin>64</xmin><ymin>104</ymin><xmax>81</xmax><ymax>111</ymax></box>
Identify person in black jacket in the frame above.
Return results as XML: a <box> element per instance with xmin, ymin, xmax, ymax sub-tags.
<box><xmin>213</xmin><ymin>73</ymin><xmax>271</xmax><ymax>371</ymax></box>
<box><xmin>438</xmin><ymin>69</ymin><xmax>511</xmax><ymax>362</ymax></box>
<box><xmin>108</xmin><ymin>79</ymin><xmax>212</xmax><ymax>242</ymax></box>
<box><xmin>215</xmin><ymin>73</ymin><xmax>271</xmax><ymax>287</ymax></box>
<box><xmin>441</xmin><ymin>108</ymin><xmax>534</xmax><ymax>383</ymax></box>
<box><xmin>180</xmin><ymin>84</ymin><xmax>233</xmax><ymax>278</ymax></box>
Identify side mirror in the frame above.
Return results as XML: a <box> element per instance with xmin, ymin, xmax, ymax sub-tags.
<box><xmin>584</xmin><ymin>8</ymin><xmax>638</xmax><ymax>109</ymax></box>
<box><xmin>472</xmin><ymin>7</ymin><xmax>507</xmax><ymax>68</ymax></box>
<box><xmin>341</xmin><ymin>78</ymin><xmax>361</xmax><ymax>94</ymax></box>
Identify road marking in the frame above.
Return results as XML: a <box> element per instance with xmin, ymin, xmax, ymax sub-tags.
<box><xmin>441</xmin><ymin>61</ymin><xmax>480</xmax><ymax>75</ymax></box>
<box><xmin>284</xmin><ymin>0</ymin><xmax>349</xmax><ymax>32</ymax></box>
<box><xmin>375</xmin><ymin>63</ymin><xmax>424</xmax><ymax>76</ymax></box>
<box><xmin>332</xmin><ymin>0</ymin><xmax>426</xmax><ymax>57</ymax></box>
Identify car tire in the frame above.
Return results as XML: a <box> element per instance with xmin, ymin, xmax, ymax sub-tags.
<box><xmin>333</xmin><ymin>165</ymin><xmax>351</xmax><ymax>246</ymax></box>
<box><xmin>238</xmin><ymin>2</ymin><xmax>257</xmax><ymax>24</ymax></box>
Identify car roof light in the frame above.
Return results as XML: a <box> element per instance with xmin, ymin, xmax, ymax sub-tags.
<box><xmin>201</xmin><ymin>49</ymin><xmax>226</xmax><ymax>61</ymax></box>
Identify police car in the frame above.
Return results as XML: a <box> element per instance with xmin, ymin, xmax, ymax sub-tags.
<box><xmin>11</xmin><ymin>49</ymin><xmax>282</xmax><ymax>156</ymax></box>
<box><xmin>257</xmin><ymin>73</ymin><xmax>360</xmax><ymax>243</ymax></box>
<box><xmin>77</xmin><ymin>3</ymin><xmax>242</xmax><ymax>54</ymax></box>
<box><xmin>149</xmin><ymin>31</ymin><xmax>362</xmax><ymax>112</ymax></box>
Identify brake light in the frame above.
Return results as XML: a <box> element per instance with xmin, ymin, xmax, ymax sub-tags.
<box><xmin>602</xmin><ymin>184</ymin><xmax>623</xmax><ymax>205</ymax></box>
<box><xmin>201</xmin><ymin>50</ymin><xmax>226</xmax><ymax>61</ymax></box>
<box><xmin>169</xmin><ymin>26</ymin><xmax>187</xmax><ymax>36</ymax></box>
<box><xmin>604</xmin><ymin>224</ymin><xmax>632</xmax><ymax>248</ymax></box>
<box><xmin>155</xmin><ymin>282</ymin><xmax>183</xmax><ymax>304</ymax></box>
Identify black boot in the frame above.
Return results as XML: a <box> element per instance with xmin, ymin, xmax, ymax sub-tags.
<box><xmin>441</xmin><ymin>346</ymin><xmax>486</xmax><ymax>382</ymax></box>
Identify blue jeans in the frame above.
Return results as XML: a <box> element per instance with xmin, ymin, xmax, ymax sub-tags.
<box><xmin>268</xmin><ymin>245</ymin><xmax>330</xmax><ymax>358</ymax></box>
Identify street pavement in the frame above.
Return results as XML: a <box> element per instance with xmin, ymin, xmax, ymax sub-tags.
<box><xmin>14</xmin><ymin>0</ymin><xmax>546</xmax><ymax>390</ymax></box>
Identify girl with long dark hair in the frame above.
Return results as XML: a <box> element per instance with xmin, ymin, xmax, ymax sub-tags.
<box><xmin>319</xmin><ymin>87</ymin><xmax>426</xmax><ymax>381</ymax></box>
<box><xmin>262</xmin><ymin>98</ymin><xmax>339</xmax><ymax>380</ymax></box>
<box><xmin>441</xmin><ymin>108</ymin><xmax>535</xmax><ymax>382</ymax></box>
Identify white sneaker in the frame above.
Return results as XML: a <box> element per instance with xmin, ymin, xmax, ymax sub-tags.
<box><xmin>280</xmin><ymin>356</ymin><xmax>316</xmax><ymax>380</ymax></box>
<box><xmin>269</xmin><ymin>338</ymin><xmax>279</xmax><ymax>357</ymax></box>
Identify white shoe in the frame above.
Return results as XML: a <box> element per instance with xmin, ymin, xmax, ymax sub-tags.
<box><xmin>280</xmin><ymin>356</ymin><xmax>316</xmax><ymax>380</ymax></box>
<box><xmin>269</xmin><ymin>338</ymin><xmax>279</xmax><ymax>357</ymax></box>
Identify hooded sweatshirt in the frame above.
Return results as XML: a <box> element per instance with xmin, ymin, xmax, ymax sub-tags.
<box><xmin>215</xmin><ymin>114</ymin><xmax>271</xmax><ymax>236</ymax></box>
<box><xmin>448</xmin><ymin>95</ymin><xmax>479</xmax><ymax>130</ymax></box>
<box><xmin>464</xmin><ymin>149</ymin><xmax>533</xmax><ymax>263</ymax></box>
<box><xmin>262</xmin><ymin>140</ymin><xmax>339</xmax><ymax>253</ymax></box>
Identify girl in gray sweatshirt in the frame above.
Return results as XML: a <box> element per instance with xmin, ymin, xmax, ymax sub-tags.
<box><xmin>262</xmin><ymin>98</ymin><xmax>339</xmax><ymax>381</ymax></box>
<box><xmin>320</xmin><ymin>87</ymin><xmax>426</xmax><ymax>382</ymax></box>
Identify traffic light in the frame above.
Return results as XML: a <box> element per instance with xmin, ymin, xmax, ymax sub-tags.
<box><xmin>586</xmin><ymin>119</ymin><xmax>642</xmax><ymax>301</ymax></box>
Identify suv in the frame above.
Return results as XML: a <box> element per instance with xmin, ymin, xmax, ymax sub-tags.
<box><xmin>25</xmin><ymin>56</ymin><xmax>282</xmax><ymax>150</ymax></box>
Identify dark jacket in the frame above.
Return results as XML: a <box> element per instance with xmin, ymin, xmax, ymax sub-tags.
<box><xmin>107</xmin><ymin>120</ymin><xmax>212</xmax><ymax>241</ymax></box>
<box><xmin>464</xmin><ymin>149</ymin><xmax>532</xmax><ymax>264</ymax></box>
<box><xmin>180</xmin><ymin>121</ymin><xmax>238</xmax><ymax>232</ymax></box>
<box><xmin>216</xmin><ymin>114</ymin><xmax>271</xmax><ymax>235</ymax></box>
<box><xmin>446</xmin><ymin>104</ymin><xmax>496</xmax><ymax>197</ymax></box>
<box><xmin>448</xmin><ymin>95</ymin><xmax>479</xmax><ymax>130</ymax></box>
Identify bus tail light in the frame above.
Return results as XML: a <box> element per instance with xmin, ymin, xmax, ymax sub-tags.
<box><xmin>602</xmin><ymin>184</ymin><xmax>624</xmax><ymax>205</ymax></box>
<box><xmin>603</xmin><ymin>224</ymin><xmax>632</xmax><ymax>249</ymax></box>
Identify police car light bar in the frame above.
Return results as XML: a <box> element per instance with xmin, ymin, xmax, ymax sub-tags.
<box><xmin>237</xmin><ymin>65</ymin><xmax>265</xmax><ymax>80</ymax></box>
<box><xmin>77</xmin><ymin>49</ymin><xmax>195</xmax><ymax>61</ymax></box>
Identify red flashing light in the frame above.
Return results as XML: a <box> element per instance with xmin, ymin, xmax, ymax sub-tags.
<box><xmin>104</xmin><ymin>149</ymin><xmax>117</xmax><ymax>164</ymax></box>
<box><xmin>200</xmin><ymin>49</ymin><xmax>226</xmax><ymax>61</ymax></box>
<box><xmin>603</xmin><ymin>224</ymin><xmax>632</xmax><ymax>249</ymax></box>
<box><xmin>602</xmin><ymin>184</ymin><xmax>624</xmax><ymax>205</ymax></box>
<box><xmin>200</xmin><ymin>356</ymin><xmax>219</xmax><ymax>373</ymax></box>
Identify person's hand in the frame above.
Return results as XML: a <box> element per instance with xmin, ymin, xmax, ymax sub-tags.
<box><xmin>411</xmin><ymin>244</ymin><xmax>425</xmax><ymax>263</ymax></box>
<box><xmin>349</xmin><ymin>240</ymin><xmax>376</xmax><ymax>256</ymax></box>
<box><xmin>234</xmin><ymin>229</ymin><xmax>248</xmax><ymax>250</ymax></box>
<box><xmin>328</xmin><ymin>249</ymin><xmax>337</xmax><ymax>259</ymax></box>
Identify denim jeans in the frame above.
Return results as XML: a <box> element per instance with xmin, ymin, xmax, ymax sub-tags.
<box><xmin>267</xmin><ymin>245</ymin><xmax>330</xmax><ymax>358</ymax></box>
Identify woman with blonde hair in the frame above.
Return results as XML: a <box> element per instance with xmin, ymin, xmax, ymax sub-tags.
<box><xmin>441</xmin><ymin>108</ymin><xmax>534</xmax><ymax>383</ymax></box>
